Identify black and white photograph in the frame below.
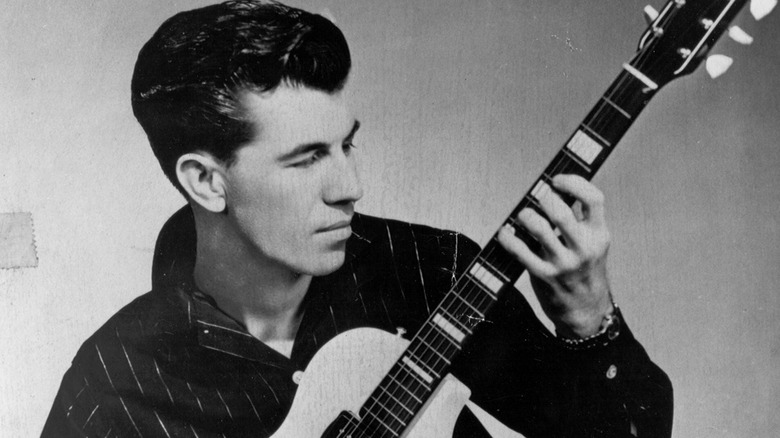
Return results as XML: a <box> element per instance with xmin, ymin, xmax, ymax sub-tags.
<box><xmin>2</xmin><ymin>0</ymin><xmax>779</xmax><ymax>436</ymax></box>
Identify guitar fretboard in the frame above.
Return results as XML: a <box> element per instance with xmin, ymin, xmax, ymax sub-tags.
<box><xmin>346</xmin><ymin>66</ymin><xmax>659</xmax><ymax>438</ymax></box>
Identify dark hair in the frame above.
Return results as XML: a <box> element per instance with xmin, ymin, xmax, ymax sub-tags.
<box><xmin>131</xmin><ymin>0</ymin><xmax>351</xmax><ymax>194</ymax></box>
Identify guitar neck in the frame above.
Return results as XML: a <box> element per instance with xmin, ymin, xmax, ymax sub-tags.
<box><xmin>353</xmin><ymin>64</ymin><xmax>659</xmax><ymax>436</ymax></box>
<box><xmin>340</xmin><ymin>0</ymin><xmax>765</xmax><ymax>433</ymax></box>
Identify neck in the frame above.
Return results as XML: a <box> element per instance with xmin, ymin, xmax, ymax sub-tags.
<box><xmin>191</xmin><ymin>206</ymin><xmax>311</xmax><ymax>345</ymax></box>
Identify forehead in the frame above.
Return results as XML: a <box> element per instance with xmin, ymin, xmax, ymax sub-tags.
<box><xmin>239</xmin><ymin>86</ymin><xmax>355</xmax><ymax>150</ymax></box>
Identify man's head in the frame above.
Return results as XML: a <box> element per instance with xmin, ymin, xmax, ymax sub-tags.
<box><xmin>133</xmin><ymin>1</ymin><xmax>362</xmax><ymax>276</ymax></box>
<box><xmin>131</xmin><ymin>0</ymin><xmax>351</xmax><ymax>195</ymax></box>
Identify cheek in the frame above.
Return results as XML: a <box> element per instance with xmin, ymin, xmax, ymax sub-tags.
<box><xmin>238</xmin><ymin>180</ymin><xmax>315</xmax><ymax>241</ymax></box>
<box><xmin>227</xmin><ymin>165</ymin><xmax>323</xmax><ymax>236</ymax></box>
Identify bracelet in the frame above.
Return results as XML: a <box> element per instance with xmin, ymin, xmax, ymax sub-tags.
<box><xmin>559</xmin><ymin>302</ymin><xmax>621</xmax><ymax>350</ymax></box>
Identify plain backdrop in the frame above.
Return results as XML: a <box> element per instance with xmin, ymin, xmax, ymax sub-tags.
<box><xmin>2</xmin><ymin>0</ymin><xmax>779</xmax><ymax>436</ymax></box>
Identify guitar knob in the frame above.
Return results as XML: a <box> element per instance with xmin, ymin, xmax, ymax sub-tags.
<box><xmin>750</xmin><ymin>0</ymin><xmax>777</xmax><ymax>20</ymax></box>
<box><xmin>705</xmin><ymin>54</ymin><xmax>734</xmax><ymax>79</ymax></box>
<box><xmin>728</xmin><ymin>26</ymin><xmax>754</xmax><ymax>45</ymax></box>
<box><xmin>643</xmin><ymin>5</ymin><xmax>659</xmax><ymax>24</ymax></box>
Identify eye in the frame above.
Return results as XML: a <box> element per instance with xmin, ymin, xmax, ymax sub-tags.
<box><xmin>293</xmin><ymin>149</ymin><xmax>328</xmax><ymax>168</ymax></box>
<box><xmin>343</xmin><ymin>141</ymin><xmax>357</xmax><ymax>156</ymax></box>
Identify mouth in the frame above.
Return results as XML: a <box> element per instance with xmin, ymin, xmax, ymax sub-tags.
<box><xmin>317</xmin><ymin>219</ymin><xmax>353</xmax><ymax>234</ymax></box>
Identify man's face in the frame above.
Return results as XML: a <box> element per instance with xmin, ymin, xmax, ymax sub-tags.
<box><xmin>222</xmin><ymin>85</ymin><xmax>363</xmax><ymax>276</ymax></box>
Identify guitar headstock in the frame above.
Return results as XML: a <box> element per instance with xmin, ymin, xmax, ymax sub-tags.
<box><xmin>632</xmin><ymin>0</ymin><xmax>775</xmax><ymax>87</ymax></box>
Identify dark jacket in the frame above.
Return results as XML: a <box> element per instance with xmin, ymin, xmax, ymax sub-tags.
<box><xmin>43</xmin><ymin>207</ymin><xmax>672</xmax><ymax>437</ymax></box>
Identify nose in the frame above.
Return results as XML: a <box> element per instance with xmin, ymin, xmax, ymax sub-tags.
<box><xmin>323</xmin><ymin>154</ymin><xmax>363</xmax><ymax>206</ymax></box>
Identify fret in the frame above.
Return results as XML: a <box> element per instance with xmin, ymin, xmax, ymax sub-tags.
<box><xmin>414</xmin><ymin>331</ymin><xmax>455</xmax><ymax>366</ymax></box>
<box><xmin>392</xmin><ymin>363</ymin><xmax>432</xmax><ymax>391</ymax></box>
<box><xmin>401</xmin><ymin>355</ymin><xmax>438</xmax><ymax>383</ymax></box>
<box><xmin>440</xmin><ymin>286</ymin><xmax>494</xmax><ymax>319</ymax></box>
<box><xmin>502</xmin><ymin>218</ymin><xmax>541</xmax><ymax>255</ymax></box>
<box><xmin>375</xmin><ymin>400</ymin><xmax>409</xmax><ymax>430</ymax></box>
<box><xmin>516</xmin><ymin>195</ymin><xmax>554</xmax><ymax>231</ymax></box>
<box><xmin>474</xmin><ymin>255</ymin><xmax>510</xmax><ymax>283</ymax></box>
<box><xmin>525</xmin><ymin>199</ymin><xmax>553</xmax><ymax>225</ymax></box>
<box><xmin>542</xmin><ymin>151</ymin><xmax>591</xmax><ymax>182</ymax></box>
<box><xmin>601</xmin><ymin>96</ymin><xmax>632</xmax><ymax>119</ymax></box>
<box><xmin>431</xmin><ymin>313</ymin><xmax>466</xmax><ymax>343</ymax></box>
<box><xmin>622</xmin><ymin>63</ymin><xmax>658</xmax><ymax>91</ymax></box>
<box><xmin>605</xmin><ymin>77</ymin><xmax>649</xmax><ymax>117</ymax></box>
<box><xmin>448</xmin><ymin>291</ymin><xmax>486</xmax><ymax>319</ymax></box>
<box><xmin>416</xmin><ymin>334</ymin><xmax>452</xmax><ymax>365</ymax></box>
<box><xmin>462</xmin><ymin>273</ymin><xmax>501</xmax><ymax>308</ymax></box>
<box><xmin>464</xmin><ymin>268</ymin><xmax>499</xmax><ymax>299</ymax></box>
<box><xmin>468</xmin><ymin>260</ymin><xmax>505</xmax><ymax>294</ymax></box>
<box><xmin>585</xmin><ymin>100</ymin><xmax>634</xmax><ymax>145</ymax></box>
<box><xmin>425</xmin><ymin>320</ymin><xmax>462</xmax><ymax>349</ymax></box>
<box><xmin>479</xmin><ymin>245</ymin><xmax>523</xmax><ymax>283</ymax></box>
<box><xmin>375</xmin><ymin>387</ymin><xmax>416</xmax><ymax>417</ymax></box>
<box><xmin>381</xmin><ymin>377</ymin><xmax>423</xmax><ymax>405</ymax></box>
<box><xmin>361</xmin><ymin>411</ymin><xmax>399</xmax><ymax>437</ymax></box>
<box><xmin>436</xmin><ymin>307</ymin><xmax>473</xmax><ymax>336</ymax></box>
<box><xmin>583</xmin><ymin>71</ymin><xmax>654</xmax><ymax>148</ymax></box>
<box><xmin>579</xmin><ymin>123</ymin><xmax>611</xmax><ymax>147</ymax></box>
<box><xmin>367</xmin><ymin>399</ymin><xmax>407</xmax><ymax>429</ymax></box>
<box><xmin>560</xmin><ymin>147</ymin><xmax>593</xmax><ymax>173</ymax></box>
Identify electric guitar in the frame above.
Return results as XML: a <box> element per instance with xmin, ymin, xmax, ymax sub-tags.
<box><xmin>271</xmin><ymin>1</ymin><xmax>774</xmax><ymax>436</ymax></box>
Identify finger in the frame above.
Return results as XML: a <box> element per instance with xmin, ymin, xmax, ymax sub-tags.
<box><xmin>551</xmin><ymin>174</ymin><xmax>605</xmax><ymax>226</ymax></box>
<box><xmin>497</xmin><ymin>225</ymin><xmax>556</xmax><ymax>278</ymax></box>
<box><xmin>516</xmin><ymin>208</ymin><xmax>568</xmax><ymax>257</ymax></box>
<box><xmin>572</xmin><ymin>201</ymin><xmax>585</xmax><ymax>222</ymax></box>
<box><xmin>533</xmin><ymin>183</ymin><xmax>579</xmax><ymax>236</ymax></box>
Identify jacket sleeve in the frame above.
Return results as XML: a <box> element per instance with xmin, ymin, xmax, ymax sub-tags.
<box><xmin>41</xmin><ymin>355</ymin><xmax>117</xmax><ymax>438</ymax></box>
<box><xmin>443</xmin><ymin>233</ymin><xmax>673</xmax><ymax>438</ymax></box>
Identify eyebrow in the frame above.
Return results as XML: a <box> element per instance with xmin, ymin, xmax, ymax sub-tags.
<box><xmin>276</xmin><ymin>119</ymin><xmax>361</xmax><ymax>162</ymax></box>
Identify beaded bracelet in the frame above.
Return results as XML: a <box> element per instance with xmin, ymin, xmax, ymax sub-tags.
<box><xmin>559</xmin><ymin>303</ymin><xmax>621</xmax><ymax>350</ymax></box>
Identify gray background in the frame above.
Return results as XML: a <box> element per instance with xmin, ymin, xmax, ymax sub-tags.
<box><xmin>2</xmin><ymin>0</ymin><xmax>778</xmax><ymax>435</ymax></box>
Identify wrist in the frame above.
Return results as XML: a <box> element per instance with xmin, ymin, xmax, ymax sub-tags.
<box><xmin>554</xmin><ymin>291</ymin><xmax>615</xmax><ymax>338</ymax></box>
<box><xmin>558</xmin><ymin>300</ymin><xmax>621</xmax><ymax>350</ymax></box>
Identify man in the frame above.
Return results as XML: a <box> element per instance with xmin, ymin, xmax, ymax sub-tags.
<box><xmin>43</xmin><ymin>1</ymin><xmax>672</xmax><ymax>437</ymax></box>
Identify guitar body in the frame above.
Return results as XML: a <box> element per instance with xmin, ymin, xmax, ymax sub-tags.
<box><xmin>270</xmin><ymin>328</ymin><xmax>458</xmax><ymax>438</ymax></box>
<box><xmin>270</xmin><ymin>328</ymin><xmax>522</xmax><ymax>438</ymax></box>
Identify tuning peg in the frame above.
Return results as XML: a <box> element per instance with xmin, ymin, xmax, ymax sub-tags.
<box><xmin>750</xmin><ymin>0</ymin><xmax>777</xmax><ymax>20</ymax></box>
<box><xmin>643</xmin><ymin>5</ymin><xmax>659</xmax><ymax>24</ymax></box>
<box><xmin>705</xmin><ymin>54</ymin><xmax>734</xmax><ymax>79</ymax></box>
<box><xmin>728</xmin><ymin>26</ymin><xmax>754</xmax><ymax>45</ymax></box>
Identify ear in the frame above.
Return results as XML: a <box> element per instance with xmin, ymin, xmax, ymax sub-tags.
<box><xmin>176</xmin><ymin>152</ymin><xmax>228</xmax><ymax>213</ymax></box>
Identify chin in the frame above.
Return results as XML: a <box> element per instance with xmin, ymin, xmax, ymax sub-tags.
<box><xmin>301</xmin><ymin>249</ymin><xmax>347</xmax><ymax>277</ymax></box>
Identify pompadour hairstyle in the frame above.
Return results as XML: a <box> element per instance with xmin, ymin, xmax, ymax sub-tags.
<box><xmin>131</xmin><ymin>0</ymin><xmax>351</xmax><ymax>194</ymax></box>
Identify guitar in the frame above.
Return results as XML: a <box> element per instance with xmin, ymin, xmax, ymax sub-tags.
<box><xmin>271</xmin><ymin>1</ymin><xmax>774</xmax><ymax>437</ymax></box>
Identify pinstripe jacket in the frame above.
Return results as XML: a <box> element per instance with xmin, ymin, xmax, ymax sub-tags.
<box><xmin>42</xmin><ymin>209</ymin><xmax>672</xmax><ymax>437</ymax></box>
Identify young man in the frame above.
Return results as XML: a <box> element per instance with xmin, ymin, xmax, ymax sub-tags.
<box><xmin>43</xmin><ymin>1</ymin><xmax>672</xmax><ymax>437</ymax></box>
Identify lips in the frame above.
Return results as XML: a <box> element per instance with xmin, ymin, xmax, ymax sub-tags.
<box><xmin>317</xmin><ymin>218</ymin><xmax>353</xmax><ymax>233</ymax></box>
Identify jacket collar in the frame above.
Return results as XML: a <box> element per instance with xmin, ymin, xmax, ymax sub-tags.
<box><xmin>178</xmin><ymin>283</ymin><xmax>291</xmax><ymax>369</ymax></box>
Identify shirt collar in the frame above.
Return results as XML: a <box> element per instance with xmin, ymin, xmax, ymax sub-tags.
<box><xmin>180</xmin><ymin>283</ymin><xmax>291</xmax><ymax>369</ymax></box>
<box><xmin>163</xmin><ymin>212</ymin><xmax>378</xmax><ymax>368</ymax></box>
